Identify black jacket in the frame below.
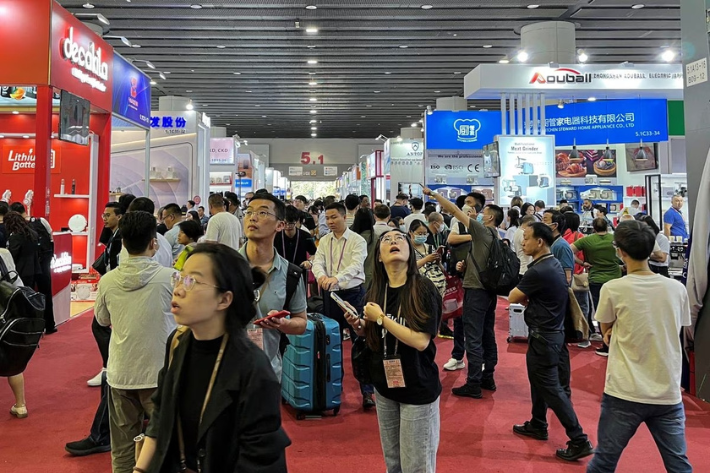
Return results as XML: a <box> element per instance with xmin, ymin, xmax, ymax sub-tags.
<box><xmin>146</xmin><ymin>329</ymin><xmax>291</xmax><ymax>473</ymax></box>
<box><xmin>8</xmin><ymin>233</ymin><xmax>40</xmax><ymax>286</ymax></box>
<box><xmin>104</xmin><ymin>229</ymin><xmax>122</xmax><ymax>271</ymax></box>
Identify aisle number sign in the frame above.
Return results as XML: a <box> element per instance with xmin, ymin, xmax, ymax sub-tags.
<box><xmin>301</xmin><ymin>152</ymin><xmax>325</xmax><ymax>165</ymax></box>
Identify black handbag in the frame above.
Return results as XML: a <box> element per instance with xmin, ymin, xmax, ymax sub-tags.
<box><xmin>0</xmin><ymin>257</ymin><xmax>46</xmax><ymax>377</ymax></box>
<box><xmin>91</xmin><ymin>251</ymin><xmax>107</xmax><ymax>275</ymax></box>
<box><xmin>351</xmin><ymin>337</ymin><xmax>386</xmax><ymax>386</ymax></box>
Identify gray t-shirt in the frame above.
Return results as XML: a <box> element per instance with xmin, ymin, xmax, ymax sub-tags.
<box><xmin>463</xmin><ymin>219</ymin><xmax>495</xmax><ymax>290</ymax></box>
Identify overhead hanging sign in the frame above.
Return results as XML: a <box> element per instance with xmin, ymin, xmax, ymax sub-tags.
<box><xmin>544</xmin><ymin>99</ymin><xmax>668</xmax><ymax>146</ymax></box>
<box><xmin>497</xmin><ymin>135</ymin><xmax>556</xmax><ymax>208</ymax></box>
<box><xmin>209</xmin><ymin>138</ymin><xmax>235</xmax><ymax>165</ymax></box>
<box><xmin>425</xmin><ymin>111</ymin><xmax>502</xmax><ymax>151</ymax></box>
<box><xmin>465</xmin><ymin>64</ymin><xmax>684</xmax><ymax>100</ymax></box>
<box><xmin>112</xmin><ymin>54</ymin><xmax>151</xmax><ymax>128</ymax></box>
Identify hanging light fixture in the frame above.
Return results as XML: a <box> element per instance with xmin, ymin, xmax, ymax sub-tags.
<box><xmin>635</xmin><ymin>139</ymin><xmax>648</xmax><ymax>160</ymax></box>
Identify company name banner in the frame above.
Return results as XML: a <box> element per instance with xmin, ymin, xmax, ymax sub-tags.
<box><xmin>112</xmin><ymin>54</ymin><xmax>151</xmax><ymax>128</ymax></box>
<box><xmin>425</xmin><ymin>111</ymin><xmax>502</xmax><ymax>151</ymax></box>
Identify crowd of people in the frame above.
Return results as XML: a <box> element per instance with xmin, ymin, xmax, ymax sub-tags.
<box><xmin>0</xmin><ymin>187</ymin><xmax>694</xmax><ymax>473</ymax></box>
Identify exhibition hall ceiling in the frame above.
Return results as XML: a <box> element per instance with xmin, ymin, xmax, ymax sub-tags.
<box><xmin>58</xmin><ymin>0</ymin><xmax>680</xmax><ymax>139</ymax></box>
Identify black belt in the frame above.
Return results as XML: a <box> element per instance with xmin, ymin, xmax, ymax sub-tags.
<box><xmin>335</xmin><ymin>284</ymin><xmax>364</xmax><ymax>294</ymax></box>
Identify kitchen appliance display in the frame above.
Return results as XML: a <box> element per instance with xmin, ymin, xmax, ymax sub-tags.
<box><xmin>556</xmin><ymin>147</ymin><xmax>617</xmax><ymax>178</ymax></box>
<box><xmin>497</xmin><ymin>136</ymin><xmax>556</xmax><ymax>206</ymax></box>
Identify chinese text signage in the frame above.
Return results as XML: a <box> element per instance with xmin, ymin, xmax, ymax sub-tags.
<box><xmin>149</xmin><ymin>112</ymin><xmax>196</xmax><ymax>136</ymax></box>
<box><xmin>112</xmin><ymin>54</ymin><xmax>151</xmax><ymax>128</ymax></box>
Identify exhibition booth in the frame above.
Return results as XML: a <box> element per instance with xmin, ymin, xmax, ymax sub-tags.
<box><xmin>208</xmin><ymin>137</ymin><xmax>266</xmax><ymax>200</ymax></box>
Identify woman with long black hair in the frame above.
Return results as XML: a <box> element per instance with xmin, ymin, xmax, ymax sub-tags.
<box><xmin>344</xmin><ymin>229</ymin><xmax>442</xmax><ymax>473</ymax></box>
<box><xmin>4</xmin><ymin>212</ymin><xmax>40</xmax><ymax>288</ymax></box>
<box><xmin>134</xmin><ymin>244</ymin><xmax>290</xmax><ymax>473</ymax></box>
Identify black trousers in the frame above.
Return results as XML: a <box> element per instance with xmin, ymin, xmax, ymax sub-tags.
<box><xmin>650</xmin><ymin>265</ymin><xmax>670</xmax><ymax>277</ymax></box>
<box><xmin>89</xmin><ymin>372</ymin><xmax>111</xmax><ymax>445</ymax></box>
<box><xmin>92</xmin><ymin>317</ymin><xmax>112</xmax><ymax>368</ymax></box>
<box><xmin>527</xmin><ymin>331</ymin><xmax>586</xmax><ymax>442</ymax></box>
<box><xmin>35</xmin><ymin>258</ymin><xmax>55</xmax><ymax>330</ymax></box>
<box><xmin>462</xmin><ymin>288</ymin><xmax>498</xmax><ymax>386</ymax></box>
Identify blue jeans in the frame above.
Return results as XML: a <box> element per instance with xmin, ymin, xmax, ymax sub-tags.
<box><xmin>588</xmin><ymin>394</ymin><xmax>692</xmax><ymax>473</ymax></box>
<box><xmin>574</xmin><ymin>289</ymin><xmax>589</xmax><ymax>322</ymax></box>
<box><xmin>462</xmin><ymin>288</ymin><xmax>498</xmax><ymax>386</ymax></box>
<box><xmin>451</xmin><ymin>316</ymin><xmax>465</xmax><ymax>361</ymax></box>
<box><xmin>375</xmin><ymin>389</ymin><xmax>440</xmax><ymax>473</ymax></box>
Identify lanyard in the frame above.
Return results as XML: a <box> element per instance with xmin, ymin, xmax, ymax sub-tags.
<box><xmin>281</xmin><ymin>231</ymin><xmax>300</xmax><ymax>263</ymax></box>
<box><xmin>329</xmin><ymin>234</ymin><xmax>347</xmax><ymax>275</ymax></box>
<box><xmin>382</xmin><ymin>285</ymin><xmax>401</xmax><ymax>358</ymax></box>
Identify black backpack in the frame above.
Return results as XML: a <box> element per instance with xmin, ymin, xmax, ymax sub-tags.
<box><xmin>29</xmin><ymin>217</ymin><xmax>54</xmax><ymax>258</ymax></box>
<box><xmin>0</xmin><ymin>256</ymin><xmax>46</xmax><ymax>377</ymax></box>
<box><xmin>471</xmin><ymin>227</ymin><xmax>521</xmax><ymax>296</ymax></box>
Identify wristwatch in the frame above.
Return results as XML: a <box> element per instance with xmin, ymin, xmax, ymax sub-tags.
<box><xmin>377</xmin><ymin>313</ymin><xmax>385</xmax><ymax>326</ymax></box>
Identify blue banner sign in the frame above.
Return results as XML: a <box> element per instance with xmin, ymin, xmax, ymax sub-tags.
<box><xmin>112</xmin><ymin>54</ymin><xmax>151</xmax><ymax>128</ymax></box>
<box><xmin>543</xmin><ymin>99</ymin><xmax>668</xmax><ymax>146</ymax></box>
<box><xmin>425</xmin><ymin>111</ymin><xmax>503</xmax><ymax>150</ymax></box>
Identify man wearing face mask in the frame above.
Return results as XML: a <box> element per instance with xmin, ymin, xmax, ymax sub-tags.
<box><xmin>426</xmin><ymin>212</ymin><xmax>448</xmax><ymax>249</ymax></box>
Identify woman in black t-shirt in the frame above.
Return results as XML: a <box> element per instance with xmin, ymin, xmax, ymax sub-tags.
<box><xmin>345</xmin><ymin>229</ymin><xmax>442</xmax><ymax>473</ymax></box>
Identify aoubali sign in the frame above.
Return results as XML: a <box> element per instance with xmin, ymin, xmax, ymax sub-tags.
<box><xmin>465</xmin><ymin>64</ymin><xmax>684</xmax><ymax>99</ymax></box>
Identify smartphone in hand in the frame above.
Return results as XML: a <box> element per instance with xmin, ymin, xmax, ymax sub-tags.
<box><xmin>330</xmin><ymin>292</ymin><xmax>360</xmax><ymax>319</ymax></box>
<box><xmin>254</xmin><ymin>310</ymin><xmax>290</xmax><ymax>325</ymax></box>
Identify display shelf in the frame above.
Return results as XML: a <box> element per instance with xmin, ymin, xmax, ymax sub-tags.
<box><xmin>54</xmin><ymin>194</ymin><xmax>90</xmax><ymax>199</ymax></box>
<box><xmin>143</xmin><ymin>178</ymin><xmax>181</xmax><ymax>182</ymax></box>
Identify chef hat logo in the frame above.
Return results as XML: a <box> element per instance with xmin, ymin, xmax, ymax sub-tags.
<box><xmin>453</xmin><ymin>119</ymin><xmax>482</xmax><ymax>142</ymax></box>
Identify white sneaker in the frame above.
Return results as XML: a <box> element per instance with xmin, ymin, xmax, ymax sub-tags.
<box><xmin>577</xmin><ymin>340</ymin><xmax>592</xmax><ymax>348</ymax></box>
<box><xmin>87</xmin><ymin>370</ymin><xmax>104</xmax><ymax>387</ymax></box>
<box><xmin>589</xmin><ymin>333</ymin><xmax>603</xmax><ymax>342</ymax></box>
<box><xmin>10</xmin><ymin>404</ymin><xmax>28</xmax><ymax>418</ymax></box>
<box><xmin>443</xmin><ymin>358</ymin><xmax>465</xmax><ymax>371</ymax></box>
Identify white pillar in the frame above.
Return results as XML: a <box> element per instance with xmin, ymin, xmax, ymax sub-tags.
<box><xmin>520</xmin><ymin>21</ymin><xmax>576</xmax><ymax>64</ymax></box>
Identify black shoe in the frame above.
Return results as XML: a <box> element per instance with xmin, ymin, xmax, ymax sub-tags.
<box><xmin>45</xmin><ymin>326</ymin><xmax>58</xmax><ymax>335</ymax></box>
<box><xmin>556</xmin><ymin>440</ymin><xmax>594</xmax><ymax>462</ymax></box>
<box><xmin>481</xmin><ymin>378</ymin><xmax>497</xmax><ymax>391</ymax></box>
<box><xmin>452</xmin><ymin>383</ymin><xmax>482</xmax><ymax>399</ymax></box>
<box><xmin>362</xmin><ymin>393</ymin><xmax>376</xmax><ymax>410</ymax></box>
<box><xmin>513</xmin><ymin>421</ymin><xmax>549</xmax><ymax>440</ymax></box>
<box><xmin>595</xmin><ymin>346</ymin><xmax>609</xmax><ymax>357</ymax></box>
<box><xmin>438</xmin><ymin>324</ymin><xmax>454</xmax><ymax>339</ymax></box>
<box><xmin>65</xmin><ymin>437</ymin><xmax>111</xmax><ymax>456</ymax></box>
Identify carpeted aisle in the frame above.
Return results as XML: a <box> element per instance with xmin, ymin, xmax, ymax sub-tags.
<box><xmin>2</xmin><ymin>306</ymin><xmax>709</xmax><ymax>473</ymax></box>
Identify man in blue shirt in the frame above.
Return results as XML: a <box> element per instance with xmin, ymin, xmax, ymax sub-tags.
<box><xmin>543</xmin><ymin>210</ymin><xmax>575</xmax><ymax>286</ymax></box>
<box><xmin>663</xmin><ymin>195</ymin><xmax>688</xmax><ymax>240</ymax></box>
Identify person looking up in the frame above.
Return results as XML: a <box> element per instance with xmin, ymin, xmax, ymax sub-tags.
<box><xmin>533</xmin><ymin>200</ymin><xmax>546</xmax><ymax>222</ymax></box>
<box><xmin>663</xmin><ymin>194</ymin><xmax>688</xmax><ymax>240</ymax></box>
<box><xmin>205</xmin><ymin>193</ymin><xmax>242</xmax><ymax>251</ymax></box>
<box><xmin>424</xmin><ymin>187</ymin><xmax>502</xmax><ymax>399</ymax></box>
<box><xmin>95</xmin><ymin>211</ymin><xmax>177</xmax><ymax>473</ymax></box>
<box><xmin>389</xmin><ymin>193</ymin><xmax>411</xmax><ymax>220</ymax></box>
<box><xmin>174</xmin><ymin>220</ymin><xmax>203</xmax><ymax>271</ymax></box>
<box><xmin>241</xmin><ymin>193</ymin><xmax>307</xmax><ymax>380</ymax></box>
<box><xmin>403</xmin><ymin>197</ymin><xmax>426</xmax><ymax>233</ymax></box>
<box><xmin>312</xmin><ymin>202</ymin><xmax>374</xmax><ymax>408</ymax></box>
<box><xmin>162</xmin><ymin>203</ymin><xmax>185</xmax><ymax>260</ymax></box>
<box><xmin>343</xmin><ymin>229</ymin><xmax>443</xmax><ymax>473</ymax></box>
<box><xmin>586</xmin><ymin>220</ymin><xmax>692</xmax><ymax>473</ymax></box>
<box><xmin>293</xmin><ymin>195</ymin><xmax>316</xmax><ymax>231</ymax></box>
<box><xmin>197</xmin><ymin>206</ymin><xmax>209</xmax><ymax>226</ymax></box>
<box><xmin>344</xmin><ymin>194</ymin><xmax>361</xmax><ymax>228</ymax></box>
<box><xmin>373</xmin><ymin>204</ymin><xmax>392</xmax><ymax>238</ymax></box>
<box><xmin>276</xmin><ymin>205</ymin><xmax>317</xmax><ymax>277</ymax></box>
<box><xmin>134</xmin><ymin>244</ymin><xmax>291</xmax><ymax>473</ymax></box>
<box><xmin>509</xmin><ymin>223</ymin><xmax>594</xmax><ymax>462</ymax></box>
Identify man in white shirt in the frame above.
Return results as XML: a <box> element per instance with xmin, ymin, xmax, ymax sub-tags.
<box><xmin>312</xmin><ymin>202</ymin><xmax>374</xmax><ymax>409</ymax></box>
<box><xmin>204</xmin><ymin>193</ymin><xmax>242</xmax><ymax>250</ymax></box>
<box><xmin>403</xmin><ymin>197</ymin><xmax>427</xmax><ymax>232</ymax></box>
<box><xmin>161</xmin><ymin>203</ymin><xmax>184</xmax><ymax>260</ymax></box>
<box><xmin>588</xmin><ymin>220</ymin><xmax>693</xmax><ymax>473</ymax></box>
<box><xmin>373</xmin><ymin>203</ymin><xmax>391</xmax><ymax>238</ymax></box>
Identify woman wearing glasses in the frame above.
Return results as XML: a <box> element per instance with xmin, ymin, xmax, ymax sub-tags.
<box><xmin>134</xmin><ymin>244</ymin><xmax>290</xmax><ymax>473</ymax></box>
<box><xmin>343</xmin><ymin>230</ymin><xmax>442</xmax><ymax>473</ymax></box>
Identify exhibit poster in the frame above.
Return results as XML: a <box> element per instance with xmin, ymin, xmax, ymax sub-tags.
<box><xmin>497</xmin><ymin>135</ymin><xmax>556</xmax><ymax>207</ymax></box>
<box><xmin>625</xmin><ymin>143</ymin><xmax>659</xmax><ymax>172</ymax></box>
<box><xmin>555</xmin><ymin>147</ymin><xmax>618</xmax><ymax>178</ymax></box>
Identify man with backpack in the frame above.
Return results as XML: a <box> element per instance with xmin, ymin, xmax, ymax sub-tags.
<box><xmin>10</xmin><ymin>202</ymin><xmax>56</xmax><ymax>334</ymax></box>
<box><xmin>424</xmin><ymin>188</ymin><xmax>517</xmax><ymax>399</ymax></box>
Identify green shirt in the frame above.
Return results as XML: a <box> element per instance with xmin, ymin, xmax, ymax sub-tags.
<box><xmin>573</xmin><ymin>233</ymin><xmax>622</xmax><ymax>284</ymax></box>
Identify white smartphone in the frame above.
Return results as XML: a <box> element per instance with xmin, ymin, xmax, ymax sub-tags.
<box><xmin>330</xmin><ymin>292</ymin><xmax>360</xmax><ymax>319</ymax></box>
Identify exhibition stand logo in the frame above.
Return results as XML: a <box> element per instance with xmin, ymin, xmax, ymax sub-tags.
<box><xmin>530</xmin><ymin>68</ymin><xmax>592</xmax><ymax>85</ymax></box>
<box><xmin>61</xmin><ymin>27</ymin><xmax>109</xmax><ymax>92</ymax></box>
<box><xmin>453</xmin><ymin>119</ymin><xmax>481</xmax><ymax>142</ymax></box>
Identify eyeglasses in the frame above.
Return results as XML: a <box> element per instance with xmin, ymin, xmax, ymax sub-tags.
<box><xmin>381</xmin><ymin>234</ymin><xmax>407</xmax><ymax>245</ymax></box>
<box><xmin>244</xmin><ymin>210</ymin><xmax>277</xmax><ymax>220</ymax></box>
<box><xmin>284</xmin><ymin>222</ymin><xmax>297</xmax><ymax>227</ymax></box>
<box><xmin>171</xmin><ymin>272</ymin><xmax>222</xmax><ymax>292</ymax></box>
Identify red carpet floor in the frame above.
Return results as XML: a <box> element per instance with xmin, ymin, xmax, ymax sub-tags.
<box><xmin>2</xmin><ymin>306</ymin><xmax>709</xmax><ymax>473</ymax></box>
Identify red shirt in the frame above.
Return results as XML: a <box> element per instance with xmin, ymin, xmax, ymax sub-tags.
<box><xmin>563</xmin><ymin>229</ymin><xmax>585</xmax><ymax>275</ymax></box>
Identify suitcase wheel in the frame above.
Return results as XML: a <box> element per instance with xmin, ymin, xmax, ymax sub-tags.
<box><xmin>333</xmin><ymin>406</ymin><xmax>340</xmax><ymax>416</ymax></box>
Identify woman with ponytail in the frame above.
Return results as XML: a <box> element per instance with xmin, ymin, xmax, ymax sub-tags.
<box><xmin>135</xmin><ymin>244</ymin><xmax>290</xmax><ymax>473</ymax></box>
<box><xmin>343</xmin><ymin>229</ymin><xmax>442</xmax><ymax>473</ymax></box>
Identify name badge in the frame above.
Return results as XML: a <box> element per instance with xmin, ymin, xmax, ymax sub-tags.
<box><xmin>247</xmin><ymin>326</ymin><xmax>264</xmax><ymax>351</ymax></box>
<box><xmin>383</xmin><ymin>356</ymin><xmax>406</xmax><ymax>389</ymax></box>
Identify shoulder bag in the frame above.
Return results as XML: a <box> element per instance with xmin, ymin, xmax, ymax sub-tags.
<box><xmin>571</xmin><ymin>233</ymin><xmax>589</xmax><ymax>292</ymax></box>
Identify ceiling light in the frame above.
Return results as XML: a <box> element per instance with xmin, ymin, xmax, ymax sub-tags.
<box><xmin>527</xmin><ymin>4</ymin><xmax>539</xmax><ymax>8</ymax></box>
<box><xmin>480</xmin><ymin>109</ymin><xmax>488</xmax><ymax>112</ymax></box>
<box><xmin>366</xmin><ymin>105</ymin><xmax>372</xmax><ymax>108</ymax></box>
<box><xmin>310</xmin><ymin>98</ymin><xmax>317</xmax><ymax>102</ymax></box>
<box><xmin>12</xmin><ymin>111</ymin><xmax>19</xmax><ymax>115</ymax></box>
<box><xmin>361</xmin><ymin>115</ymin><xmax>366</xmax><ymax>118</ymax></box>
<box><xmin>310</xmin><ymin>110</ymin><xmax>317</xmax><ymax>114</ymax></box>
<box><xmin>411</xmin><ymin>123</ymin><xmax>418</xmax><ymax>127</ymax></box>
<box><xmin>577</xmin><ymin>49</ymin><xmax>588</xmax><ymax>63</ymax></box>
<box><xmin>186</xmin><ymin>90</ymin><xmax>192</xmax><ymax>92</ymax></box>
<box><xmin>233</xmin><ymin>72</ymin><xmax>241</xmax><ymax>75</ymax></box>
<box><xmin>145</xmin><ymin>61</ymin><xmax>155</xmax><ymax>69</ymax></box>
<box><xmin>557</xmin><ymin>100</ymin><xmax>564</xmax><ymax>109</ymax></box>
<box><xmin>306</xmin><ymin>5</ymin><xmax>317</xmax><ymax>10</ymax></box>
<box><xmin>426</xmin><ymin>105</ymin><xmax>433</xmax><ymax>115</ymax></box>
<box><xmin>517</xmin><ymin>50</ymin><xmax>529</xmax><ymax>62</ymax></box>
<box><xmin>308</xmin><ymin>45</ymin><xmax>316</xmax><ymax>49</ymax></box>
<box><xmin>482</xmin><ymin>44</ymin><xmax>493</xmax><ymax>48</ymax></box>
<box><xmin>131</xmin><ymin>44</ymin><xmax>141</xmax><ymax>48</ymax></box>
<box><xmin>374</xmin><ymin>90</ymin><xmax>381</xmax><ymax>93</ymax></box>
<box><xmin>246</xmin><ymin>90</ymin><xmax>252</xmax><ymax>93</ymax></box>
<box><xmin>105</xmin><ymin>35</ymin><xmax>134</xmax><ymax>47</ymax></box>
<box><xmin>190</xmin><ymin>4</ymin><xmax>203</xmax><ymax>9</ymax></box>
<box><xmin>244</xmin><ymin>140</ymin><xmax>248</xmax><ymax>145</ymax></box>
<box><xmin>499</xmin><ymin>57</ymin><xmax>510</xmax><ymax>64</ymax></box>
<box><xmin>186</xmin><ymin>102</ymin><xmax>194</xmax><ymax>111</ymax></box>
<box><xmin>150</xmin><ymin>80</ymin><xmax>157</xmax><ymax>85</ymax></box>
<box><xmin>307</xmin><ymin>59</ymin><xmax>318</xmax><ymax>64</ymax></box>
<box><xmin>310</xmin><ymin>119</ymin><xmax>317</xmax><ymax>124</ymax></box>
<box><xmin>421</xmin><ymin>4</ymin><xmax>433</xmax><ymax>9</ymax></box>
<box><xmin>631</xmin><ymin>4</ymin><xmax>644</xmax><ymax>9</ymax></box>
<box><xmin>308</xmin><ymin>81</ymin><xmax>318</xmax><ymax>86</ymax></box>
<box><xmin>311</xmin><ymin>133</ymin><xmax>317</xmax><ymax>137</ymax></box>
<box><xmin>385</xmin><ymin>72</ymin><xmax>391</xmax><ymax>75</ymax></box>
<box><xmin>588</xmin><ymin>96</ymin><xmax>597</xmax><ymax>102</ymax></box>
<box><xmin>311</xmin><ymin>127</ymin><xmax>317</xmax><ymax>130</ymax></box>
<box><xmin>306</xmin><ymin>27</ymin><xmax>319</xmax><ymax>34</ymax></box>
<box><xmin>262</xmin><ymin>115</ymin><xmax>267</xmax><ymax>118</ymax></box>
<box><xmin>399</xmin><ymin>45</ymin><xmax>408</xmax><ymax>49</ymax></box>
<box><xmin>255</xmin><ymin>105</ymin><xmax>260</xmax><ymax>107</ymax></box>
<box><xmin>83</xmin><ymin>2</ymin><xmax>95</xmax><ymax>8</ymax></box>
<box><xmin>661</xmin><ymin>49</ymin><xmax>676</xmax><ymax>62</ymax></box>
<box><xmin>159</xmin><ymin>72</ymin><xmax>166</xmax><ymax>80</ymax></box>
<box><xmin>434</xmin><ymin>90</ymin><xmax>441</xmax><ymax>93</ymax></box>
<box><xmin>216</xmin><ymin>45</ymin><xmax>226</xmax><ymax>49</ymax></box>
<box><xmin>454</xmin><ymin>71</ymin><xmax>461</xmax><ymax>75</ymax></box>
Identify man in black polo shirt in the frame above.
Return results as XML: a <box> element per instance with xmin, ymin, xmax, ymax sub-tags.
<box><xmin>509</xmin><ymin>223</ymin><xmax>593</xmax><ymax>462</ymax></box>
<box><xmin>276</xmin><ymin>206</ymin><xmax>318</xmax><ymax>283</ymax></box>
